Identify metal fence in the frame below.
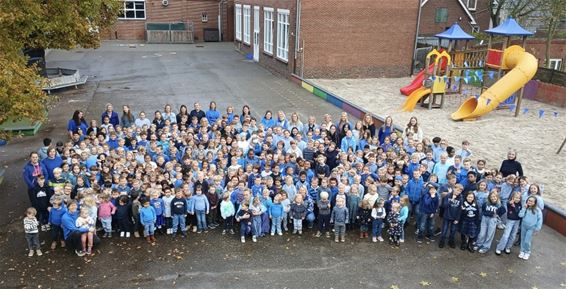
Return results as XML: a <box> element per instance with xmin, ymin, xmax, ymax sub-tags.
<box><xmin>534</xmin><ymin>67</ymin><xmax>566</xmax><ymax>87</ymax></box>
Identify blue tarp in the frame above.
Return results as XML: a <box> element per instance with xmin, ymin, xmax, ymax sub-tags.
<box><xmin>485</xmin><ymin>18</ymin><xmax>534</xmax><ymax>36</ymax></box>
<box><xmin>435</xmin><ymin>23</ymin><xmax>475</xmax><ymax>40</ymax></box>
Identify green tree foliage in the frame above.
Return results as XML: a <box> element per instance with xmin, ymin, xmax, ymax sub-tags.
<box><xmin>0</xmin><ymin>0</ymin><xmax>121</xmax><ymax>137</ymax></box>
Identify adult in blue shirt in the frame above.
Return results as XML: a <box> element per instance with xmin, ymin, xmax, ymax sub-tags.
<box><xmin>61</xmin><ymin>201</ymin><xmax>101</xmax><ymax>256</ymax></box>
<box><xmin>41</xmin><ymin>147</ymin><xmax>63</xmax><ymax>180</ymax></box>
<box><xmin>22</xmin><ymin>152</ymin><xmax>48</xmax><ymax>206</ymax></box>
<box><xmin>101</xmin><ymin>103</ymin><xmax>120</xmax><ymax>127</ymax></box>
<box><xmin>67</xmin><ymin>110</ymin><xmax>88</xmax><ymax>138</ymax></box>
<box><xmin>206</xmin><ymin>101</ymin><xmax>221</xmax><ymax>124</ymax></box>
<box><xmin>261</xmin><ymin>110</ymin><xmax>276</xmax><ymax>128</ymax></box>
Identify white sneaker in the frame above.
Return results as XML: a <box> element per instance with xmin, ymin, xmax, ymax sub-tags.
<box><xmin>518</xmin><ymin>252</ymin><xmax>525</xmax><ymax>259</ymax></box>
<box><xmin>241</xmin><ymin>236</ymin><xmax>246</xmax><ymax>243</ymax></box>
<box><xmin>252</xmin><ymin>236</ymin><xmax>257</xmax><ymax>243</ymax></box>
<box><xmin>28</xmin><ymin>250</ymin><xmax>34</xmax><ymax>257</ymax></box>
<box><xmin>36</xmin><ymin>249</ymin><xmax>43</xmax><ymax>256</ymax></box>
<box><xmin>126</xmin><ymin>232</ymin><xmax>131</xmax><ymax>238</ymax></box>
<box><xmin>372</xmin><ymin>237</ymin><xmax>377</xmax><ymax>243</ymax></box>
<box><xmin>270</xmin><ymin>232</ymin><xmax>275</xmax><ymax>236</ymax></box>
<box><xmin>120</xmin><ymin>231</ymin><xmax>125</xmax><ymax>238</ymax></box>
<box><xmin>497</xmin><ymin>224</ymin><xmax>506</xmax><ymax>230</ymax></box>
<box><xmin>278</xmin><ymin>232</ymin><xmax>283</xmax><ymax>236</ymax></box>
<box><xmin>377</xmin><ymin>236</ymin><xmax>384</xmax><ymax>242</ymax></box>
<box><xmin>523</xmin><ymin>253</ymin><xmax>530</xmax><ymax>260</ymax></box>
<box><xmin>505</xmin><ymin>248</ymin><xmax>511</xmax><ymax>254</ymax></box>
<box><xmin>400</xmin><ymin>239</ymin><xmax>405</xmax><ymax>243</ymax></box>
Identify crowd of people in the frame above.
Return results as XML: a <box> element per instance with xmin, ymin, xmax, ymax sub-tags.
<box><xmin>22</xmin><ymin>102</ymin><xmax>544</xmax><ymax>260</ymax></box>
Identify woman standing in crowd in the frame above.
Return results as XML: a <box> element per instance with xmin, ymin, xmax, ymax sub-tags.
<box><xmin>67</xmin><ymin>110</ymin><xmax>88</xmax><ymax>138</ymax></box>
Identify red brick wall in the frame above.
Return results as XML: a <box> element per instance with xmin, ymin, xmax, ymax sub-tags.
<box><xmin>299</xmin><ymin>0</ymin><xmax>418</xmax><ymax>78</ymax></box>
<box><xmin>233</xmin><ymin>1</ymin><xmax>296</xmax><ymax>78</ymax></box>
<box><xmin>513</xmin><ymin>39</ymin><xmax>566</xmax><ymax>68</ymax></box>
<box><xmin>104</xmin><ymin>0</ymin><xmax>231</xmax><ymax>41</ymax></box>
<box><xmin>420</xmin><ymin>0</ymin><xmax>491</xmax><ymax>36</ymax></box>
<box><xmin>533</xmin><ymin>81</ymin><xmax>566</xmax><ymax>108</ymax></box>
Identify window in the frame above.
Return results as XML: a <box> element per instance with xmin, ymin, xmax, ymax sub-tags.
<box><xmin>235</xmin><ymin>4</ymin><xmax>242</xmax><ymax>41</ymax></box>
<box><xmin>277</xmin><ymin>9</ymin><xmax>290</xmax><ymax>62</ymax></box>
<box><xmin>201</xmin><ymin>12</ymin><xmax>208</xmax><ymax>23</ymax></box>
<box><xmin>118</xmin><ymin>1</ymin><xmax>146</xmax><ymax>20</ymax></box>
<box><xmin>243</xmin><ymin>5</ymin><xmax>251</xmax><ymax>45</ymax></box>
<box><xmin>435</xmin><ymin>8</ymin><xmax>448</xmax><ymax>23</ymax></box>
<box><xmin>264</xmin><ymin>8</ymin><xmax>274</xmax><ymax>54</ymax></box>
<box><xmin>549</xmin><ymin>59</ymin><xmax>563</xmax><ymax>70</ymax></box>
<box><xmin>467</xmin><ymin>0</ymin><xmax>477</xmax><ymax>11</ymax></box>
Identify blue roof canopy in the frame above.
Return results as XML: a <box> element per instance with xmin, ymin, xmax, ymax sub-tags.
<box><xmin>485</xmin><ymin>18</ymin><xmax>534</xmax><ymax>36</ymax></box>
<box><xmin>435</xmin><ymin>23</ymin><xmax>475</xmax><ymax>40</ymax></box>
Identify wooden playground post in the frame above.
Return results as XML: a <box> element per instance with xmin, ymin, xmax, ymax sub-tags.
<box><xmin>514</xmin><ymin>36</ymin><xmax>528</xmax><ymax>117</ymax></box>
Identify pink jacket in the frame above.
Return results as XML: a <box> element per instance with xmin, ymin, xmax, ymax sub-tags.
<box><xmin>98</xmin><ymin>201</ymin><xmax>116</xmax><ymax>219</ymax></box>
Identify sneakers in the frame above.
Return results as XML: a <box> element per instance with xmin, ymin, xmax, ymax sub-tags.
<box><xmin>495</xmin><ymin>250</ymin><xmax>502</xmax><ymax>255</ymax></box>
<box><xmin>51</xmin><ymin>242</ymin><xmax>57</xmax><ymax>250</ymax></box>
<box><xmin>416</xmin><ymin>238</ymin><xmax>423</xmax><ymax>244</ymax></box>
<box><xmin>478</xmin><ymin>249</ymin><xmax>487</xmax><ymax>254</ymax></box>
<box><xmin>293</xmin><ymin>230</ymin><xmax>298</xmax><ymax>234</ymax></box>
<box><xmin>399</xmin><ymin>239</ymin><xmax>405</xmax><ymax>243</ymax></box>
<box><xmin>75</xmin><ymin>250</ymin><xmax>86</xmax><ymax>257</ymax></box>
<box><xmin>230</xmin><ymin>229</ymin><xmax>235</xmax><ymax>235</ymax></box>
<box><xmin>335</xmin><ymin>237</ymin><xmax>339</xmax><ymax>243</ymax></box>
<box><xmin>86</xmin><ymin>248</ymin><xmax>92</xmax><ymax>255</ymax></box>
<box><xmin>192</xmin><ymin>227</ymin><xmax>198</xmax><ymax>233</ymax></box>
<box><xmin>252</xmin><ymin>236</ymin><xmax>257</xmax><ymax>243</ymax></box>
<box><xmin>505</xmin><ymin>248</ymin><xmax>511</xmax><ymax>254</ymax></box>
<box><xmin>36</xmin><ymin>249</ymin><xmax>43</xmax><ymax>256</ymax></box>
<box><xmin>325</xmin><ymin>232</ymin><xmax>331</xmax><ymax>238</ymax></box>
<box><xmin>315</xmin><ymin>231</ymin><xmax>322</xmax><ymax>238</ymax></box>
<box><xmin>270</xmin><ymin>232</ymin><xmax>275</xmax><ymax>236</ymax></box>
<box><xmin>241</xmin><ymin>236</ymin><xmax>246</xmax><ymax>243</ymax></box>
<box><xmin>28</xmin><ymin>250</ymin><xmax>34</xmax><ymax>257</ymax></box>
<box><xmin>523</xmin><ymin>253</ymin><xmax>530</xmax><ymax>260</ymax></box>
<box><xmin>372</xmin><ymin>237</ymin><xmax>377</xmax><ymax>243</ymax></box>
<box><xmin>277</xmin><ymin>232</ymin><xmax>283</xmax><ymax>236</ymax></box>
<box><xmin>298</xmin><ymin>230</ymin><xmax>302</xmax><ymax>235</ymax></box>
<box><xmin>126</xmin><ymin>232</ymin><xmax>131</xmax><ymax>238</ymax></box>
<box><xmin>377</xmin><ymin>236</ymin><xmax>384</xmax><ymax>242</ymax></box>
<box><xmin>340</xmin><ymin>237</ymin><xmax>345</xmax><ymax>243</ymax></box>
<box><xmin>134</xmin><ymin>231</ymin><xmax>140</xmax><ymax>238</ymax></box>
<box><xmin>120</xmin><ymin>231</ymin><xmax>125</xmax><ymax>238</ymax></box>
<box><xmin>518</xmin><ymin>252</ymin><xmax>525</xmax><ymax>259</ymax></box>
<box><xmin>222</xmin><ymin>230</ymin><xmax>226</xmax><ymax>235</ymax></box>
<box><xmin>497</xmin><ymin>224</ymin><xmax>506</xmax><ymax>230</ymax></box>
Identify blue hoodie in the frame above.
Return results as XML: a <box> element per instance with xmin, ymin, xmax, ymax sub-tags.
<box><xmin>49</xmin><ymin>205</ymin><xmax>68</xmax><ymax>226</ymax></box>
<box><xmin>41</xmin><ymin>156</ymin><xmax>63</xmax><ymax>180</ymax></box>
<box><xmin>441</xmin><ymin>193</ymin><xmax>462</xmax><ymax>221</ymax></box>
<box><xmin>269</xmin><ymin>203</ymin><xmax>284</xmax><ymax>218</ymax></box>
<box><xmin>406</xmin><ymin>177</ymin><xmax>424</xmax><ymax>203</ymax></box>
<box><xmin>419</xmin><ymin>192</ymin><xmax>439</xmax><ymax>215</ymax></box>
<box><xmin>139</xmin><ymin>206</ymin><xmax>157</xmax><ymax>225</ymax></box>
<box><xmin>191</xmin><ymin>194</ymin><xmax>210</xmax><ymax>212</ymax></box>
<box><xmin>61</xmin><ymin>210</ymin><xmax>88</xmax><ymax>239</ymax></box>
<box><xmin>22</xmin><ymin>161</ymin><xmax>49</xmax><ymax>189</ymax></box>
<box><xmin>519</xmin><ymin>207</ymin><xmax>543</xmax><ymax>231</ymax></box>
<box><xmin>206</xmin><ymin>109</ymin><xmax>220</xmax><ymax>124</ymax></box>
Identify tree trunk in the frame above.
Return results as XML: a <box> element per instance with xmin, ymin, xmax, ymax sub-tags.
<box><xmin>544</xmin><ymin>19</ymin><xmax>556</xmax><ymax>68</ymax></box>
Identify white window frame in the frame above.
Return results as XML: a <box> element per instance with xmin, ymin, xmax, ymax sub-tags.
<box><xmin>467</xmin><ymin>0</ymin><xmax>477</xmax><ymax>11</ymax></box>
<box><xmin>549</xmin><ymin>59</ymin><xmax>562</xmax><ymax>70</ymax></box>
<box><xmin>118</xmin><ymin>0</ymin><xmax>146</xmax><ymax>20</ymax></box>
<box><xmin>243</xmin><ymin>5</ymin><xmax>251</xmax><ymax>45</ymax></box>
<box><xmin>235</xmin><ymin>4</ymin><xmax>242</xmax><ymax>41</ymax></box>
<box><xmin>263</xmin><ymin>7</ymin><xmax>274</xmax><ymax>55</ymax></box>
<box><xmin>201</xmin><ymin>12</ymin><xmax>208</xmax><ymax>23</ymax></box>
<box><xmin>276</xmin><ymin>9</ymin><xmax>290</xmax><ymax>62</ymax></box>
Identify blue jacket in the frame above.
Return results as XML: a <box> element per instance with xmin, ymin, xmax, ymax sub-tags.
<box><xmin>419</xmin><ymin>192</ymin><xmax>439</xmax><ymax>215</ymax></box>
<box><xmin>150</xmin><ymin>198</ymin><xmax>164</xmax><ymax>216</ymax></box>
<box><xmin>61</xmin><ymin>210</ymin><xmax>88</xmax><ymax>239</ymax></box>
<box><xmin>206</xmin><ymin>109</ymin><xmax>220</xmax><ymax>124</ymax></box>
<box><xmin>269</xmin><ymin>203</ymin><xmax>284</xmax><ymax>218</ymax></box>
<box><xmin>49</xmin><ymin>205</ymin><xmax>67</xmax><ymax>226</ymax></box>
<box><xmin>406</xmin><ymin>177</ymin><xmax>424</xmax><ymax>203</ymax></box>
<box><xmin>139</xmin><ymin>206</ymin><xmax>157</xmax><ymax>225</ymax></box>
<box><xmin>441</xmin><ymin>193</ymin><xmax>462</xmax><ymax>221</ymax></box>
<box><xmin>261</xmin><ymin>117</ymin><xmax>276</xmax><ymax>128</ymax></box>
<box><xmin>191</xmin><ymin>194</ymin><xmax>210</xmax><ymax>212</ymax></box>
<box><xmin>22</xmin><ymin>161</ymin><xmax>49</xmax><ymax>189</ymax></box>
<box><xmin>101</xmin><ymin>111</ymin><xmax>120</xmax><ymax>127</ymax></box>
<box><xmin>340</xmin><ymin>136</ymin><xmax>357</xmax><ymax>152</ymax></box>
<box><xmin>519</xmin><ymin>207</ymin><xmax>543</xmax><ymax>231</ymax></box>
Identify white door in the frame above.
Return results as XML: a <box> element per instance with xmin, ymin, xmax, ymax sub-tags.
<box><xmin>253</xmin><ymin>6</ymin><xmax>260</xmax><ymax>62</ymax></box>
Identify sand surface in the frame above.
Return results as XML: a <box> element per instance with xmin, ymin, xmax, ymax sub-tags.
<box><xmin>312</xmin><ymin>77</ymin><xmax>566</xmax><ymax>210</ymax></box>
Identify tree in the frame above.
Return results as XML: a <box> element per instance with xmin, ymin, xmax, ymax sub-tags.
<box><xmin>489</xmin><ymin>0</ymin><xmax>541</xmax><ymax>27</ymax></box>
<box><xmin>0</xmin><ymin>0</ymin><xmax>121</xmax><ymax>138</ymax></box>
<box><xmin>541</xmin><ymin>0</ymin><xmax>566</xmax><ymax>68</ymax></box>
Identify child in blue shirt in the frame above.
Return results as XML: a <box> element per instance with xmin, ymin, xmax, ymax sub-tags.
<box><xmin>48</xmin><ymin>198</ymin><xmax>67</xmax><ymax>250</ymax></box>
<box><xmin>190</xmin><ymin>185</ymin><xmax>210</xmax><ymax>233</ymax></box>
<box><xmin>139</xmin><ymin>200</ymin><xmax>157</xmax><ymax>243</ymax></box>
<box><xmin>269</xmin><ymin>194</ymin><xmax>284</xmax><ymax>236</ymax></box>
<box><xmin>149</xmin><ymin>191</ymin><xmax>165</xmax><ymax>233</ymax></box>
<box><xmin>518</xmin><ymin>196</ymin><xmax>543</xmax><ymax>260</ymax></box>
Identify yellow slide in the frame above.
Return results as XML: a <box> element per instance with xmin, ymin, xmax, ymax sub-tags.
<box><xmin>451</xmin><ymin>45</ymin><xmax>538</xmax><ymax>120</ymax></box>
<box><xmin>402</xmin><ymin>86</ymin><xmax>431</xmax><ymax>112</ymax></box>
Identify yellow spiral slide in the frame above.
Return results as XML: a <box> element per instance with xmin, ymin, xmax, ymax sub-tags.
<box><xmin>451</xmin><ymin>45</ymin><xmax>538</xmax><ymax>121</ymax></box>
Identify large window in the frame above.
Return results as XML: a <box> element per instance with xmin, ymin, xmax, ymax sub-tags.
<box><xmin>118</xmin><ymin>0</ymin><xmax>146</xmax><ymax>20</ymax></box>
<box><xmin>235</xmin><ymin>4</ymin><xmax>242</xmax><ymax>41</ymax></box>
<box><xmin>243</xmin><ymin>5</ymin><xmax>251</xmax><ymax>45</ymax></box>
<box><xmin>435</xmin><ymin>8</ymin><xmax>448</xmax><ymax>23</ymax></box>
<box><xmin>277</xmin><ymin>9</ymin><xmax>290</xmax><ymax>62</ymax></box>
<box><xmin>467</xmin><ymin>0</ymin><xmax>477</xmax><ymax>11</ymax></box>
<box><xmin>264</xmin><ymin>8</ymin><xmax>274</xmax><ymax>54</ymax></box>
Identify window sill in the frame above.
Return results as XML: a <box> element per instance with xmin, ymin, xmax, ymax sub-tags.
<box><xmin>276</xmin><ymin>56</ymin><xmax>288</xmax><ymax>64</ymax></box>
<box><xmin>263</xmin><ymin>51</ymin><xmax>273</xmax><ymax>56</ymax></box>
<box><xmin>118</xmin><ymin>18</ymin><xmax>147</xmax><ymax>21</ymax></box>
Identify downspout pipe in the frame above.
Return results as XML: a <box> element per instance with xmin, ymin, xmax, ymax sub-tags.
<box><xmin>411</xmin><ymin>1</ymin><xmax>423</xmax><ymax>76</ymax></box>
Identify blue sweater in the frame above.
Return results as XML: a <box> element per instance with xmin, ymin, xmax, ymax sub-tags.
<box><xmin>269</xmin><ymin>203</ymin><xmax>284</xmax><ymax>218</ymax></box>
<box><xmin>191</xmin><ymin>194</ymin><xmax>210</xmax><ymax>212</ymax></box>
<box><xmin>139</xmin><ymin>206</ymin><xmax>157</xmax><ymax>225</ymax></box>
<box><xmin>519</xmin><ymin>207</ymin><xmax>543</xmax><ymax>231</ymax></box>
<box><xmin>22</xmin><ymin>161</ymin><xmax>48</xmax><ymax>189</ymax></box>
<box><xmin>61</xmin><ymin>210</ymin><xmax>88</xmax><ymax>239</ymax></box>
<box><xmin>481</xmin><ymin>202</ymin><xmax>506</xmax><ymax>218</ymax></box>
<box><xmin>41</xmin><ymin>156</ymin><xmax>63</xmax><ymax>180</ymax></box>
<box><xmin>49</xmin><ymin>206</ymin><xmax>67</xmax><ymax>226</ymax></box>
<box><xmin>206</xmin><ymin>109</ymin><xmax>220</xmax><ymax>124</ymax></box>
<box><xmin>419</xmin><ymin>193</ymin><xmax>439</xmax><ymax>215</ymax></box>
<box><xmin>406</xmin><ymin>177</ymin><xmax>424</xmax><ymax>203</ymax></box>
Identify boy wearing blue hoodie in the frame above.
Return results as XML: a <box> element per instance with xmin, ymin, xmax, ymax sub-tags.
<box><xmin>417</xmin><ymin>185</ymin><xmax>439</xmax><ymax>243</ymax></box>
<box><xmin>139</xmin><ymin>200</ymin><xmax>157</xmax><ymax>243</ymax></box>
<box><xmin>269</xmin><ymin>194</ymin><xmax>284</xmax><ymax>236</ymax></box>
<box><xmin>439</xmin><ymin>184</ymin><xmax>463</xmax><ymax>248</ymax></box>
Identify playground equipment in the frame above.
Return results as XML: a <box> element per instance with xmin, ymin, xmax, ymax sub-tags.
<box><xmin>402</xmin><ymin>49</ymin><xmax>451</xmax><ymax>111</ymax></box>
<box><xmin>452</xmin><ymin>18</ymin><xmax>536</xmax><ymax>120</ymax></box>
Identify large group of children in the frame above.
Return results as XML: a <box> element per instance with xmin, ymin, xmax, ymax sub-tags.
<box><xmin>22</xmin><ymin>102</ymin><xmax>544</xmax><ymax>260</ymax></box>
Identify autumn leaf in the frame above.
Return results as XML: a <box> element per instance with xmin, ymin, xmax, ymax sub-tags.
<box><xmin>451</xmin><ymin>277</ymin><xmax>460</xmax><ymax>283</ymax></box>
<box><xmin>390</xmin><ymin>285</ymin><xmax>399</xmax><ymax>289</ymax></box>
<box><xmin>479</xmin><ymin>272</ymin><xmax>488</xmax><ymax>277</ymax></box>
<box><xmin>419</xmin><ymin>280</ymin><xmax>430</xmax><ymax>286</ymax></box>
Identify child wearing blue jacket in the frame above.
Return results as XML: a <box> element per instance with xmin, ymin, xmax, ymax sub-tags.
<box><xmin>139</xmin><ymin>200</ymin><xmax>157</xmax><ymax>243</ymax></box>
<box><xmin>49</xmin><ymin>198</ymin><xmax>67</xmax><ymax>250</ymax></box>
<box><xmin>190</xmin><ymin>185</ymin><xmax>210</xmax><ymax>233</ymax></box>
<box><xmin>475</xmin><ymin>190</ymin><xmax>506</xmax><ymax>253</ymax></box>
<box><xmin>518</xmin><ymin>196</ymin><xmax>543</xmax><ymax>260</ymax></box>
<box><xmin>417</xmin><ymin>185</ymin><xmax>439</xmax><ymax>243</ymax></box>
<box><xmin>149</xmin><ymin>191</ymin><xmax>165</xmax><ymax>233</ymax></box>
<box><xmin>269</xmin><ymin>194</ymin><xmax>284</xmax><ymax>236</ymax></box>
<box><xmin>439</xmin><ymin>184</ymin><xmax>463</xmax><ymax>249</ymax></box>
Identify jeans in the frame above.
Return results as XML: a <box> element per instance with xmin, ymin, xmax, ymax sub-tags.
<box><xmin>520</xmin><ymin>225</ymin><xmax>536</xmax><ymax>254</ymax></box>
<box><xmin>100</xmin><ymin>217</ymin><xmax>112</xmax><ymax>233</ymax></box>
<box><xmin>282</xmin><ymin>212</ymin><xmax>289</xmax><ymax>230</ymax></box>
<box><xmin>476</xmin><ymin>216</ymin><xmax>498</xmax><ymax>250</ymax></box>
<box><xmin>334</xmin><ymin>223</ymin><xmax>346</xmax><ymax>237</ymax></box>
<box><xmin>50</xmin><ymin>224</ymin><xmax>64</xmax><ymax>242</ymax></box>
<box><xmin>26</xmin><ymin>233</ymin><xmax>40</xmax><ymax>250</ymax></box>
<box><xmin>440</xmin><ymin>219</ymin><xmax>458</xmax><ymax>242</ymax></box>
<box><xmin>171</xmin><ymin>214</ymin><xmax>186</xmax><ymax>234</ymax></box>
<box><xmin>195</xmin><ymin>210</ymin><xmax>207</xmax><ymax>231</ymax></box>
<box><xmin>400</xmin><ymin>220</ymin><xmax>406</xmax><ymax>240</ymax></box>
<box><xmin>224</xmin><ymin>216</ymin><xmax>234</xmax><ymax>230</ymax></box>
<box><xmin>318</xmin><ymin>214</ymin><xmax>331</xmax><ymax>232</ymax></box>
<box><xmin>240</xmin><ymin>220</ymin><xmax>250</xmax><ymax>237</ymax></box>
<box><xmin>418</xmin><ymin>214</ymin><xmax>435</xmax><ymax>239</ymax></box>
<box><xmin>499</xmin><ymin>199</ymin><xmax>509</xmax><ymax>224</ymax></box>
<box><xmin>410</xmin><ymin>202</ymin><xmax>421</xmax><ymax>229</ymax></box>
<box><xmin>271</xmin><ymin>216</ymin><xmax>282</xmax><ymax>234</ymax></box>
<box><xmin>496</xmin><ymin>219</ymin><xmax>520</xmax><ymax>251</ymax></box>
<box><xmin>252</xmin><ymin>215</ymin><xmax>262</xmax><ymax>236</ymax></box>
<box><xmin>372</xmin><ymin>219</ymin><xmax>383</xmax><ymax>237</ymax></box>
<box><xmin>305</xmin><ymin>212</ymin><xmax>316</xmax><ymax>228</ymax></box>
<box><xmin>143</xmin><ymin>223</ymin><xmax>155</xmax><ymax>237</ymax></box>
<box><xmin>293</xmin><ymin>218</ymin><xmax>303</xmax><ymax>231</ymax></box>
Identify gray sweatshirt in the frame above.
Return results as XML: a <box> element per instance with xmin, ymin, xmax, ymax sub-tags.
<box><xmin>330</xmin><ymin>206</ymin><xmax>349</xmax><ymax>224</ymax></box>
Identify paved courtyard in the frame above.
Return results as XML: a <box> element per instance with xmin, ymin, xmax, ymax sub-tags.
<box><xmin>0</xmin><ymin>42</ymin><xmax>564</xmax><ymax>289</ymax></box>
